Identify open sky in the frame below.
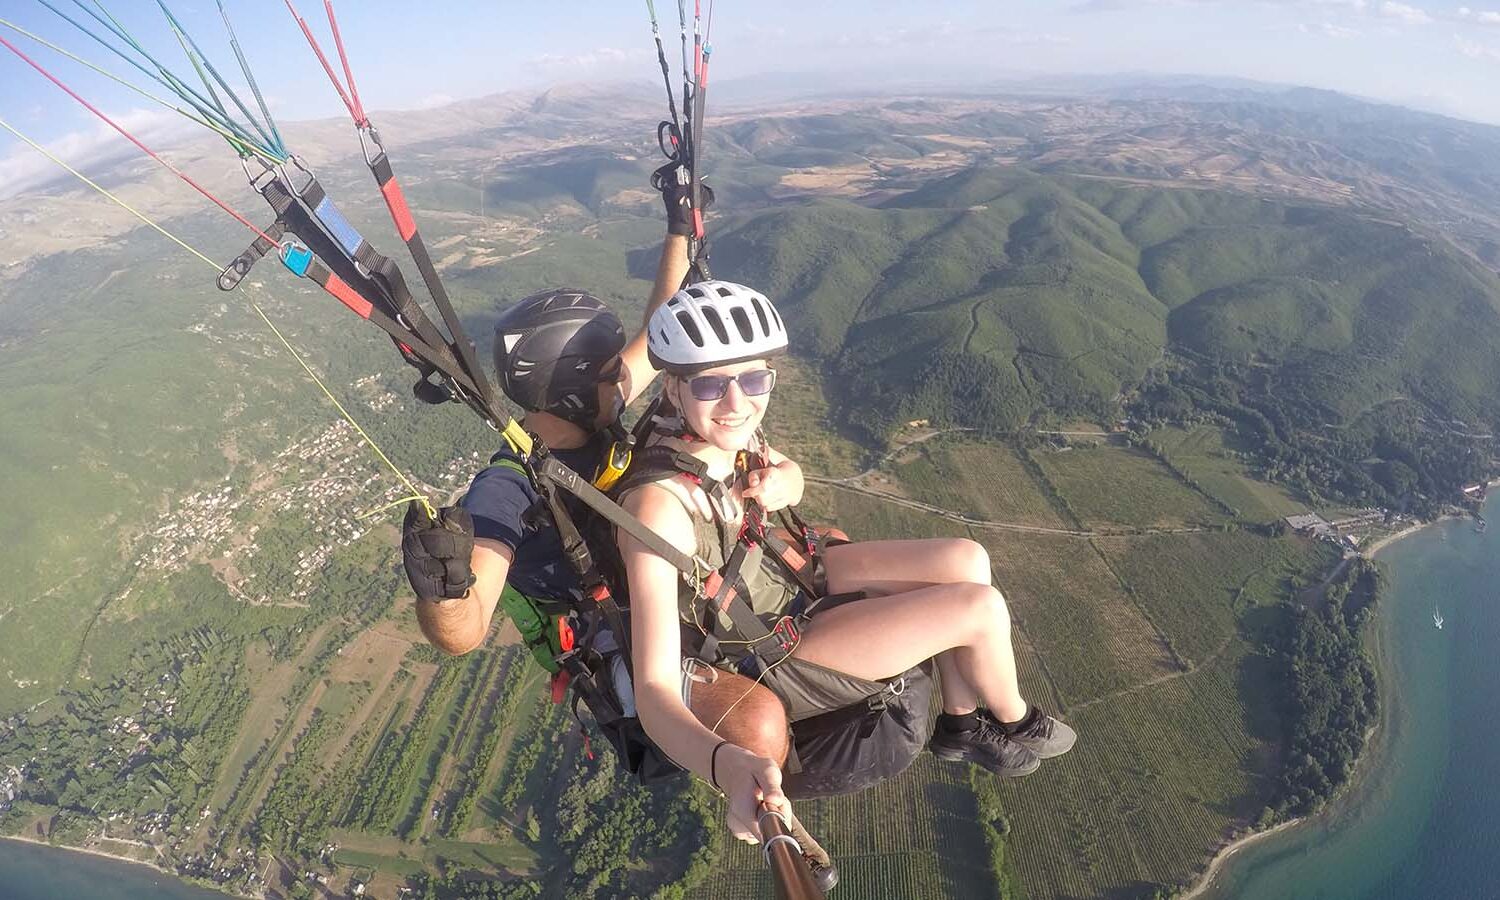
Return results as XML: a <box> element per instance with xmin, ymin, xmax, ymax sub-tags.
<box><xmin>2</xmin><ymin>0</ymin><xmax>1500</xmax><ymax>191</ymax></box>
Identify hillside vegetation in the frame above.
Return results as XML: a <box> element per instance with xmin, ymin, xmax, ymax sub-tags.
<box><xmin>2</xmin><ymin>81</ymin><xmax>1498</xmax><ymax>900</ymax></box>
<box><xmin>715</xmin><ymin>170</ymin><xmax>1500</xmax><ymax>452</ymax></box>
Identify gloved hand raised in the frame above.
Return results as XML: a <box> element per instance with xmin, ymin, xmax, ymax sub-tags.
<box><xmin>652</xmin><ymin>161</ymin><xmax>715</xmax><ymax>236</ymax></box>
<box><xmin>401</xmin><ymin>501</ymin><xmax>476</xmax><ymax>602</ymax></box>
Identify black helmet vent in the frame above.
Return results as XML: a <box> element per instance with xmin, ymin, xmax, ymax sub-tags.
<box><xmin>674</xmin><ymin>311</ymin><xmax>705</xmax><ymax>347</ymax></box>
<box><xmin>702</xmin><ymin>307</ymin><xmax>730</xmax><ymax>345</ymax></box>
<box><xmin>730</xmin><ymin>307</ymin><xmax>754</xmax><ymax>343</ymax></box>
<box><xmin>750</xmin><ymin>295</ymin><xmax>770</xmax><ymax>334</ymax></box>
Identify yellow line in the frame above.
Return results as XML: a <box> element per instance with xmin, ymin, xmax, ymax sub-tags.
<box><xmin>0</xmin><ymin>113</ymin><xmax>435</xmax><ymax>520</ymax></box>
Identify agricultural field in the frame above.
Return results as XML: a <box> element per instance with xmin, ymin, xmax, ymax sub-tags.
<box><xmin>1149</xmin><ymin>425</ymin><xmax>1306</xmax><ymax>523</ymax></box>
<box><xmin>886</xmin><ymin>437</ymin><xmax>1073</xmax><ymax>528</ymax></box>
<box><xmin>1093</xmin><ymin>532</ymin><xmax>1335</xmax><ymax>666</ymax></box>
<box><xmin>760</xmin><ymin>356</ymin><xmax>869</xmax><ymax>482</ymax></box>
<box><xmin>694</xmin><ymin>758</ymin><xmax>998</xmax><ymax>900</ymax></box>
<box><xmin>1032</xmin><ymin>443</ymin><xmax>1232</xmax><ymax>531</ymax></box>
<box><xmin>996</xmin><ymin>638</ymin><xmax>1280</xmax><ymax>899</ymax></box>
<box><xmin>973</xmin><ymin>530</ymin><xmax>1178</xmax><ymax>708</ymax></box>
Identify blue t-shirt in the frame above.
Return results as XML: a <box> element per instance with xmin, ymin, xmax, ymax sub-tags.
<box><xmin>460</xmin><ymin>433</ymin><xmax>610</xmax><ymax>603</ymax></box>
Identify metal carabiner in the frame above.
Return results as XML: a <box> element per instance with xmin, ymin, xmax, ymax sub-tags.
<box><xmin>657</xmin><ymin>119</ymin><xmax>683</xmax><ymax>161</ymax></box>
<box><xmin>279</xmin><ymin>156</ymin><xmax>318</xmax><ymax>199</ymax></box>
<box><xmin>242</xmin><ymin>155</ymin><xmax>279</xmax><ymax>195</ymax></box>
<box><xmin>357</xmin><ymin>123</ymin><xmax>386</xmax><ymax>167</ymax></box>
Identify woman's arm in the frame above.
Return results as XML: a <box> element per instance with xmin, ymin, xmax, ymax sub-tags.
<box><xmin>619</xmin><ymin>484</ymin><xmax>788</xmax><ymax>840</ymax></box>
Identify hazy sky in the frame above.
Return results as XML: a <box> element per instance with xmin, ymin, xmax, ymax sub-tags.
<box><xmin>2</xmin><ymin>0</ymin><xmax>1499</xmax><ymax>188</ymax></box>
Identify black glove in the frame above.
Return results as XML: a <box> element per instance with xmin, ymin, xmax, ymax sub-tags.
<box><xmin>402</xmin><ymin>502</ymin><xmax>476</xmax><ymax>602</ymax></box>
<box><xmin>652</xmin><ymin>161</ymin><xmax>716</xmax><ymax>236</ymax></box>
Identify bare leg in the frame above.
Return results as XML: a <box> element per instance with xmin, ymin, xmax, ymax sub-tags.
<box><xmin>686</xmin><ymin>669</ymin><xmax>833</xmax><ymax>872</ymax></box>
<box><xmin>822</xmin><ymin>539</ymin><xmax>1006</xmax><ymax>716</ymax></box>
<box><xmin>795</xmin><ymin>582</ymin><xmax>1027</xmax><ymax>722</ymax></box>
<box><xmin>687</xmin><ymin>667</ymin><xmax>790</xmax><ymax>765</ymax></box>
<box><xmin>822</xmin><ymin>538</ymin><xmax>993</xmax><ymax>595</ymax></box>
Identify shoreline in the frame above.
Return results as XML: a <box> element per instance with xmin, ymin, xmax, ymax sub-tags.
<box><xmin>0</xmin><ymin>833</ymin><xmax>243</xmax><ymax>898</ymax></box>
<box><xmin>1179</xmin><ymin>508</ymin><xmax>1457</xmax><ymax>900</ymax></box>
<box><xmin>1</xmin><ymin>832</ymin><xmax>167</xmax><ymax>873</ymax></box>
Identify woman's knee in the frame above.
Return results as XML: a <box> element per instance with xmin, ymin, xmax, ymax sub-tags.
<box><xmin>926</xmin><ymin>538</ymin><xmax>992</xmax><ymax>585</ymax></box>
<box><xmin>954</xmin><ymin>582</ymin><xmax>1010</xmax><ymax>638</ymax></box>
<box><xmin>954</xmin><ymin>539</ymin><xmax>993</xmax><ymax>585</ymax></box>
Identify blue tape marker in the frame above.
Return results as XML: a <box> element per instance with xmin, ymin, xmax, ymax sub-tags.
<box><xmin>314</xmin><ymin>195</ymin><xmax>364</xmax><ymax>257</ymax></box>
<box><xmin>280</xmin><ymin>243</ymin><xmax>314</xmax><ymax>277</ymax></box>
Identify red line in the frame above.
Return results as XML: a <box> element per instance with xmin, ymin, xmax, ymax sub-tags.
<box><xmin>0</xmin><ymin>33</ymin><xmax>281</xmax><ymax>249</ymax></box>
<box><xmin>324</xmin><ymin>0</ymin><xmax>367</xmax><ymax>126</ymax></box>
<box><xmin>284</xmin><ymin>0</ymin><xmax>359</xmax><ymax>123</ymax></box>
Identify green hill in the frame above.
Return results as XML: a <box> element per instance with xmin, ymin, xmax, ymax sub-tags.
<box><xmin>713</xmin><ymin>171</ymin><xmax>1500</xmax><ymax>489</ymax></box>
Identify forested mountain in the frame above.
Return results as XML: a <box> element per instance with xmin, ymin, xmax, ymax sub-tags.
<box><xmin>714</xmin><ymin>171</ymin><xmax>1500</xmax><ymax>461</ymax></box>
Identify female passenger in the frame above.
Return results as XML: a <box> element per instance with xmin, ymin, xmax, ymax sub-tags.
<box><xmin>616</xmin><ymin>282</ymin><xmax>1075</xmax><ymax>842</ymax></box>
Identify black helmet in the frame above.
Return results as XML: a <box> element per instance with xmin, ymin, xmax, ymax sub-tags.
<box><xmin>492</xmin><ymin>289</ymin><xmax>626</xmax><ymax>430</ymax></box>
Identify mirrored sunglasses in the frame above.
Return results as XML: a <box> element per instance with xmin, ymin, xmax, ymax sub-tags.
<box><xmin>688</xmin><ymin>368</ymin><xmax>777</xmax><ymax>402</ymax></box>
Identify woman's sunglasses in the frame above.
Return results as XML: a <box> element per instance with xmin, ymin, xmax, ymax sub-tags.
<box><xmin>687</xmin><ymin>368</ymin><xmax>777</xmax><ymax>402</ymax></box>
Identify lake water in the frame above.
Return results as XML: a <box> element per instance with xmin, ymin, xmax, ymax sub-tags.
<box><xmin>0</xmin><ymin>839</ymin><xmax>232</xmax><ymax>900</ymax></box>
<box><xmin>1208</xmin><ymin>494</ymin><xmax>1500</xmax><ymax>899</ymax></box>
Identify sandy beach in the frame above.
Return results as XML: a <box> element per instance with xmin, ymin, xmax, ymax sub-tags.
<box><xmin>1</xmin><ymin>833</ymin><xmax>166</xmax><ymax>873</ymax></box>
<box><xmin>1179</xmin><ymin>818</ymin><xmax>1304</xmax><ymax>900</ymax></box>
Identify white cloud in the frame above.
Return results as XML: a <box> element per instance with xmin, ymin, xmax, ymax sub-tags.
<box><xmin>0</xmin><ymin>108</ymin><xmax>191</xmax><ymax>201</ymax></box>
<box><xmin>1456</xmin><ymin>6</ymin><xmax>1500</xmax><ymax>24</ymax></box>
<box><xmin>416</xmin><ymin>93</ymin><xmax>456</xmax><ymax>109</ymax></box>
<box><xmin>1378</xmin><ymin>1</ymin><xmax>1433</xmax><ymax>24</ymax></box>
<box><xmin>525</xmin><ymin>47</ymin><xmax>638</xmax><ymax>71</ymax></box>
<box><xmin>1302</xmin><ymin>20</ymin><xmax>1362</xmax><ymax>36</ymax></box>
<box><xmin>1455</xmin><ymin>34</ymin><xmax>1500</xmax><ymax>59</ymax></box>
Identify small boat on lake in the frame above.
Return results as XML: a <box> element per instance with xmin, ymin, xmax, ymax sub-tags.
<box><xmin>1434</xmin><ymin>608</ymin><xmax>1445</xmax><ymax>629</ymax></box>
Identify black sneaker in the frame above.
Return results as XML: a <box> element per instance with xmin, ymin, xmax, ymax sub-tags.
<box><xmin>987</xmin><ymin>707</ymin><xmax>1077</xmax><ymax>760</ymax></box>
<box><xmin>928</xmin><ymin>716</ymin><xmax>1041</xmax><ymax>777</ymax></box>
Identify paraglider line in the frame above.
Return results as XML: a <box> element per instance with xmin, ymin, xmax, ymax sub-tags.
<box><xmin>0</xmin><ymin>16</ymin><xmax>282</xmax><ymax>164</ymax></box>
<box><xmin>0</xmin><ymin>31</ymin><xmax>283</xmax><ymax>248</ymax></box>
<box><xmin>0</xmin><ymin>112</ymin><xmax>437</xmax><ymax>521</ymax></box>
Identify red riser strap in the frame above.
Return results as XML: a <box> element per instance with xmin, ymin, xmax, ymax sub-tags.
<box><xmin>323</xmin><ymin>272</ymin><xmax>374</xmax><ymax>319</ymax></box>
<box><xmin>381</xmin><ymin>179</ymin><xmax>417</xmax><ymax>241</ymax></box>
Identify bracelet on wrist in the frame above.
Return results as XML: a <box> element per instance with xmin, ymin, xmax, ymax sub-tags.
<box><xmin>709</xmin><ymin>740</ymin><xmax>730</xmax><ymax>791</ymax></box>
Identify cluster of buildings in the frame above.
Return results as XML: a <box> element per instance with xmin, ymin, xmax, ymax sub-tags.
<box><xmin>131</xmin><ymin>482</ymin><xmax>247</xmax><ymax>576</ymax></box>
<box><xmin>0</xmin><ymin>763</ymin><xmax>25</xmax><ymax>814</ymax></box>
<box><xmin>1284</xmin><ymin>508</ymin><xmax>1400</xmax><ymax>553</ymax></box>
<box><xmin>176</xmin><ymin>845</ymin><xmax>265</xmax><ymax>892</ymax></box>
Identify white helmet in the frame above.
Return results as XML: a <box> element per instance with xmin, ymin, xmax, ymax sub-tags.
<box><xmin>647</xmin><ymin>280</ymin><xmax>789</xmax><ymax>374</ymax></box>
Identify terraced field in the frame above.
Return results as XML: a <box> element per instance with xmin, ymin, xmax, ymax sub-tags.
<box><xmin>996</xmin><ymin>640</ymin><xmax>1277</xmax><ymax>900</ymax></box>
<box><xmin>694</xmin><ymin>758</ymin><xmax>997</xmax><ymax>900</ymax></box>
<box><xmin>887</xmin><ymin>438</ymin><xmax>1073</xmax><ymax>528</ymax></box>
<box><xmin>1032</xmin><ymin>444</ymin><xmax>1231</xmax><ymax>530</ymax></box>
<box><xmin>977</xmin><ymin>530</ymin><xmax>1179</xmax><ymax>707</ymax></box>
<box><xmin>1094</xmin><ymin>532</ymin><xmax>1334</xmax><ymax>665</ymax></box>
<box><xmin>1149</xmin><ymin>425</ymin><xmax>1306</xmax><ymax>523</ymax></box>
